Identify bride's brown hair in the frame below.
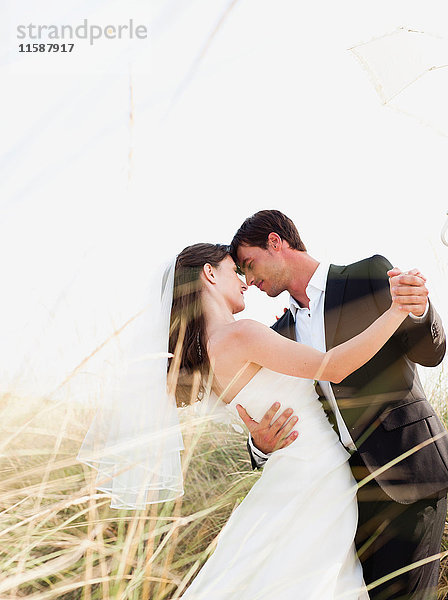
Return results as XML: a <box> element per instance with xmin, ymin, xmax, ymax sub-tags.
<box><xmin>168</xmin><ymin>243</ymin><xmax>230</xmax><ymax>406</ymax></box>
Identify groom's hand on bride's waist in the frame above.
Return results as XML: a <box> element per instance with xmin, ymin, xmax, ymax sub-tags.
<box><xmin>236</xmin><ymin>402</ymin><xmax>299</xmax><ymax>454</ymax></box>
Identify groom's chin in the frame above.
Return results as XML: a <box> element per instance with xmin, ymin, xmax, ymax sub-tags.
<box><xmin>265</xmin><ymin>288</ymin><xmax>281</xmax><ymax>298</ymax></box>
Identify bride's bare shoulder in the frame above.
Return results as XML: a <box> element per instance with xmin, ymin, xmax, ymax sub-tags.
<box><xmin>208</xmin><ymin>319</ymin><xmax>265</xmax><ymax>349</ymax></box>
<box><xmin>207</xmin><ymin>320</ymin><xmax>271</xmax><ymax>367</ymax></box>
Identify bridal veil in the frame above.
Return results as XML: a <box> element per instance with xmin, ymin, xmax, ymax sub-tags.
<box><xmin>77</xmin><ymin>256</ymin><xmax>185</xmax><ymax>509</ymax></box>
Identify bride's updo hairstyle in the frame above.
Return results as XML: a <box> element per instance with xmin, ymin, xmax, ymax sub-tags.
<box><xmin>169</xmin><ymin>243</ymin><xmax>230</xmax><ymax>407</ymax></box>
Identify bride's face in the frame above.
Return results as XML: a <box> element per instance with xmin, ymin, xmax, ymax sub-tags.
<box><xmin>213</xmin><ymin>255</ymin><xmax>248</xmax><ymax>314</ymax></box>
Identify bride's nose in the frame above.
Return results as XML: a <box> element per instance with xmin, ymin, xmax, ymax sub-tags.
<box><xmin>241</xmin><ymin>281</ymin><xmax>248</xmax><ymax>292</ymax></box>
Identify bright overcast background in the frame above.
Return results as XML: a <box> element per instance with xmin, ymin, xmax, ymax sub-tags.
<box><xmin>1</xmin><ymin>0</ymin><xmax>447</xmax><ymax>404</ymax></box>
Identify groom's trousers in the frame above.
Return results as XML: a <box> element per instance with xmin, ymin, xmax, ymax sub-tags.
<box><xmin>349</xmin><ymin>451</ymin><xmax>447</xmax><ymax>600</ymax></box>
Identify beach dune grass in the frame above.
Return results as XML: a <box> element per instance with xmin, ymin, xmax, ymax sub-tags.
<box><xmin>0</xmin><ymin>368</ymin><xmax>447</xmax><ymax>599</ymax></box>
<box><xmin>0</xmin><ymin>395</ymin><xmax>258</xmax><ymax>599</ymax></box>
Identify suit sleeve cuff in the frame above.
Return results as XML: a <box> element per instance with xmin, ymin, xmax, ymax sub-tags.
<box><xmin>248</xmin><ymin>434</ymin><xmax>272</xmax><ymax>462</ymax></box>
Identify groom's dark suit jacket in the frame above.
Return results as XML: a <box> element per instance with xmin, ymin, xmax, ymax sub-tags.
<box><xmin>267</xmin><ymin>255</ymin><xmax>448</xmax><ymax>504</ymax></box>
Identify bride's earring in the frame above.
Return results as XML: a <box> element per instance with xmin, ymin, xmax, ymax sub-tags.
<box><xmin>196</xmin><ymin>331</ymin><xmax>202</xmax><ymax>361</ymax></box>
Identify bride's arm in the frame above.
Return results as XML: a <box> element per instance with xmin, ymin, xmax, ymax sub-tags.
<box><xmin>227</xmin><ymin>304</ymin><xmax>407</xmax><ymax>383</ymax></box>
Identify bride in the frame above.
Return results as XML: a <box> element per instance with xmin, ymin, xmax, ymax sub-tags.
<box><xmin>167</xmin><ymin>242</ymin><xmax>408</xmax><ymax>600</ymax></box>
<box><xmin>78</xmin><ymin>242</ymin><xmax>409</xmax><ymax>599</ymax></box>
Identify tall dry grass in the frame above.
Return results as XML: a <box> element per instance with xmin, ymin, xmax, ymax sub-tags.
<box><xmin>426</xmin><ymin>366</ymin><xmax>448</xmax><ymax>600</ymax></box>
<box><xmin>0</xmin><ymin>366</ymin><xmax>447</xmax><ymax>599</ymax></box>
<box><xmin>0</xmin><ymin>392</ymin><xmax>258</xmax><ymax>599</ymax></box>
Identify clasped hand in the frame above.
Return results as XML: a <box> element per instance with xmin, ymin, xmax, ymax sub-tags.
<box><xmin>388</xmin><ymin>268</ymin><xmax>428</xmax><ymax>317</ymax></box>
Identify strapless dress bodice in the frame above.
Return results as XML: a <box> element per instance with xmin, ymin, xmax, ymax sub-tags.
<box><xmin>224</xmin><ymin>368</ymin><xmax>348</xmax><ymax>461</ymax></box>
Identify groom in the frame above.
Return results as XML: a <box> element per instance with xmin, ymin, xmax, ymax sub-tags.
<box><xmin>230</xmin><ymin>210</ymin><xmax>448</xmax><ymax>600</ymax></box>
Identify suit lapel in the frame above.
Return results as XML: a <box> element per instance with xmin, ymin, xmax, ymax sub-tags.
<box><xmin>324</xmin><ymin>264</ymin><xmax>348</xmax><ymax>350</ymax></box>
<box><xmin>272</xmin><ymin>310</ymin><xmax>296</xmax><ymax>341</ymax></box>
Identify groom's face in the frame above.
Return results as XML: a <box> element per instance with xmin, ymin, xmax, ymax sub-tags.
<box><xmin>236</xmin><ymin>244</ymin><xmax>286</xmax><ymax>297</ymax></box>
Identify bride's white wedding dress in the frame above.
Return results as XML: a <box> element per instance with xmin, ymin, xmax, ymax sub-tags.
<box><xmin>181</xmin><ymin>368</ymin><xmax>369</xmax><ymax>600</ymax></box>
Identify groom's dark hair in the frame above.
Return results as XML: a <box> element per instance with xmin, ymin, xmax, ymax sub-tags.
<box><xmin>230</xmin><ymin>210</ymin><xmax>306</xmax><ymax>262</ymax></box>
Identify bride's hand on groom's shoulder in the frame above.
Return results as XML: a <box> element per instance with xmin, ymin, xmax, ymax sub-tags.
<box><xmin>387</xmin><ymin>267</ymin><xmax>429</xmax><ymax>318</ymax></box>
<box><xmin>236</xmin><ymin>403</ymin><xmax>298</xmax><ymax>454</ymax></box>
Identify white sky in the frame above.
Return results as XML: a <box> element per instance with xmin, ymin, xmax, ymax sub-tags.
<box><xmin>1</xmin><ymin>0</ymin><xmax>447</xmax><ymax>402</ymax></box>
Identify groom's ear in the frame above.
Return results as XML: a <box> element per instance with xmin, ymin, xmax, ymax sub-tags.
<box><xmin>267</xmin><ymin>232</ymin><xmax>282</xmax><ymax>251</ymax></box>
<box><xmin>202</xmin><ymin>263</ymin><xmax>216</xmax><ymax>284</ymax></box>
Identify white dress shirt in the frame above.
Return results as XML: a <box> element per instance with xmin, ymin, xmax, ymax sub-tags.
<box><xmin>248</xmin><ymin>262</ymin><xmax>429</xmax><ymax>464</ymax></box>
<box><xmin>288</xmin><ymin>263</ymin><xmax>356</xmax><ymax>450</ymax></box>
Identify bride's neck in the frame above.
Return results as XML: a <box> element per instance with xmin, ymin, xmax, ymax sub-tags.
<box><xmin>202</xmin><ymin>290</ymin><xmax>235</xmax><ymax>340</ymax></box>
